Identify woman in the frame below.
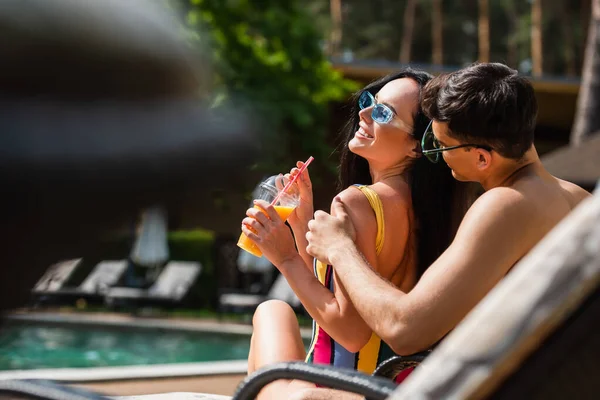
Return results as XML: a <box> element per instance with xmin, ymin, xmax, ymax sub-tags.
<box><xmin>241</xmin><ymin>69</ymin><xmax>470</xmax><ymax>399</ymax></box>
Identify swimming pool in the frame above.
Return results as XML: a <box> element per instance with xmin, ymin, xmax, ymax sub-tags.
<box><xmin>0</xmin><ymin>321</ymin><xmax>254</xmax><ymax>370</ymax></box>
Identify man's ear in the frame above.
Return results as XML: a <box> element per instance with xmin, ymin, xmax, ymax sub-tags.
<box><xmin>476</xmin><ymin>148</ymin><xmax>492</xmax><ymax>170</ymax></box>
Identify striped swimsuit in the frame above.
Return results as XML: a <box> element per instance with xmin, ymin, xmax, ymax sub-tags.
<box><xmin>305</xmin><ymin>185</ymin><xmax>397</xmax><ymax>375</ymax></box>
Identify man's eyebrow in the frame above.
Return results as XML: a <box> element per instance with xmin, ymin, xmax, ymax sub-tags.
<box><xmin>431</xmin><ymin>130</ymin><xmax>446</xmax><ymax>146</ymax></box>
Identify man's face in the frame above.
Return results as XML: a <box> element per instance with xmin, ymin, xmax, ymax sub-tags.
<box><xmin>431</xmin><ymin>121</ymin><xmax>481</xmax><ymax>182</ymax></box>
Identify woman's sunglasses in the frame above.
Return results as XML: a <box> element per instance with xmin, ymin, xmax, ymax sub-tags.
<box><xmin>358</xmin><ymin>91</ymin><xmax>413</xmax><ymax>133</ymax></box>
<box><xmin>421</xmin><ymin>120</ymin><xmax>493</xmax><ymax>163</ymax></box>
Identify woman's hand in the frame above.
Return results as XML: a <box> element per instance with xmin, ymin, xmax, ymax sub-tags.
<box><xmin>241</xmin><ymin>200</ymin><xmax>300</xmax><ymax>267</ymax></box>
<box><xmin>286</xmin><ymin>160</ymin><xmax>314</xmax><ymax>229</ymax></box>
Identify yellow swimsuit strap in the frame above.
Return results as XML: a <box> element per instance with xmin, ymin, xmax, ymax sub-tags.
<box><xmin>352</xmin><ymin>185</ymin><xmax>385</xmax><ymax>255</ymax></box>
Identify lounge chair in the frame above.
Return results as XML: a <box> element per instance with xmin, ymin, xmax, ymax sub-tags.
<box><xmin>33</xmin><ymin>260</ymin><xmax>128</xmax><ymax>306</ymax></box>
<box><xmin>31</xmin><ymin>259</ymin><xmax>82</xmax><ymax>302</ymax></box>
<box><xmin>104</xmin><ymin>261</ymin><xmax>201</xmax><ymax>308</ymax></box>
<box><xmin>229</xmin><ymin>192</ymin><xmax>600</xmax><ymax>399</ymax></box>
<box><xmin>218</xmin><ymin>273</ymin><xmax>302</xmax><ymax>315</ymax></box>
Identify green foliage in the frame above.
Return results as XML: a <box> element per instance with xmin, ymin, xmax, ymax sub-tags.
<box><xmin>181</xmin><ymin>0</ymin><xmax>357</xmax><ymax>172</ymax></box>
<box><xmin>167</xmin><ymin>229</ymin><xmax>216</xmax><ymax>307</ymax></box>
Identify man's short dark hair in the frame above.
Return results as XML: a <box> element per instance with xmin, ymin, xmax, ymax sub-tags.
<box><xmin>422</xmin><ymin>63</ymin><xmax>538</xmax><ymax>159</ymax></box>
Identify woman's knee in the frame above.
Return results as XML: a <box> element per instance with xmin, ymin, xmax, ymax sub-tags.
<box><xmin>253</xmin><ymin>299</ymin><xmax>296</xmax><ymax>326</ymax></box>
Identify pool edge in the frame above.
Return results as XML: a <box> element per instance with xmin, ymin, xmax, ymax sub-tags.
<box><xmin>0</xmin><ymin>360</ymin><xmax>248</xmax><ymax>382</ymax></box>
<box><xmin>4</xmin><ymin>312</ymin><xmax>312</xmax><ymax>338</ymax></box>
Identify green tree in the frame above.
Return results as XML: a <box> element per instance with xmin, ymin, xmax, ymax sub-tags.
<box><xmin>478</xmin><ymin>0</ymin><xmax>490</xmax><ymax>62</ymax></box>
<box><xmin>432</xmin><ymin>0</ymin><xmax>444</xmax><ymax>65</ymax></box>
<box><xmin>316</xmin><ymin>0</ymin><xmax>587</xmax><ymax>78</ymax></box>
<box><xmin>180</xmin><ymin>0</ymin><xmax>356</xmax><ymax>174</ymax></box>
<box><xmin>399</xmin><ymin>0</ymin><xmax>417</xmax><ymax>64</ymax></box>
<box><xmin>329</xmin><ymin>0</ymin><xmax>343</xmax><ymax>57</ymax></box>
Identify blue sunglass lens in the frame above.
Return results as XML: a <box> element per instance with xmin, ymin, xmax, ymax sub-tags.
<box><xmin>372</xmin><ymin>105</ymin><xmax>393</xmax><ymax>123</ymax></box>
<box><xmin>358</xmin><ymin>91</ymin><xmax>374</xmax><ymax>110</ymax></box>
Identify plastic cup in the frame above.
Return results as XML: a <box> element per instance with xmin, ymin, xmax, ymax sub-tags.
<box><xmin>237</xmin><ymin>175</ymin><xmax>300</xmax><ymax>257</ymax></box>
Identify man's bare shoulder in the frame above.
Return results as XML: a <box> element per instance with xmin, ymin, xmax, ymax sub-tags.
<box><xmin>462</xmin><ymin>186</ymin><xmax>533</xmax><ymax>227</ymax></box>
<box><xmin>556</xmin><ymin>178</ymin><xmax>592</xmax><ymax>205</ymax></box>
<box><xmin>454</xmin><ymin>178</ymin><xmax>585</xmax><ymax>265</ymax></box>
<box><xmin>449</xmin><ymin>187</ymin><xmax>542</xmax><ymax>269</ymax></box>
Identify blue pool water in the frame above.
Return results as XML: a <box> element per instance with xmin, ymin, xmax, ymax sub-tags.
<box><xmin>0</xmin><ymin>322</ymin><xmax>255</xmax><ymax>370</ymax></box>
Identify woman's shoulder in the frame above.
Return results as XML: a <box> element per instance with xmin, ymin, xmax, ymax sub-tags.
<box><xmin>334</xmin><ymin>186</ymin><xmax>373</xmax><ymax>215</ymax></box>
<box><xmin>367</xmin><ymin>181</ymin><xmax>412</xmax><ymax>210</ymax></box>
<box><xmin>333</xmin><ymin>187</ymin><xmax>379</xmax><ymax>248</ymax></box>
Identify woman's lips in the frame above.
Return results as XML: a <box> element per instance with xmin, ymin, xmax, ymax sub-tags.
<box><xmin>355</xmin><ymin>126</ymin><xmax>373</xmax><ymax>139</ymax></box>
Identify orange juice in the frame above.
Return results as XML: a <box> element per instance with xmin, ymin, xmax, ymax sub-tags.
<box><xmin>237</xmin><ymin>205</ymin><xmax>296</xmax><ymax>257</ymax></box>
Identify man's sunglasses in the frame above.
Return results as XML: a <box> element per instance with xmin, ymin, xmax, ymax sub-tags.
<box><xmin>358</xmin><ymin>91</ymin><xmax>413</xmax><ymax>133</ymax></box>
<box><xmin>421</xmin><ymin>120</ymin><xmax>493</xmax><ymax>163</ymax></box>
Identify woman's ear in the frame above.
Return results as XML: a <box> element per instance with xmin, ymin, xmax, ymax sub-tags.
<box><xmin>410</xmin><ymin>140</ymin><xmax>422</xmax><ymax>159</ymax></box>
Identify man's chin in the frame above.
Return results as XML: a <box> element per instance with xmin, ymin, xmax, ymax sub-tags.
<box><xmin>451</xmin><ymin>170</ymin><xmax>468</xmax><ymax>181</ymax></box>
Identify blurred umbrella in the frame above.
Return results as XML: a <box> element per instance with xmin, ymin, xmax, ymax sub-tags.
<box><xmin>130</xmin><ymin>206</ymin><xmax>170</xmax><ymax>269</ymax></box>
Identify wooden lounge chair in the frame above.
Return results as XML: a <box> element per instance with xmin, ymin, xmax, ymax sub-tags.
<box><xmin>218</xmin><ymin>273</ymin><xmax>302</xmax><ymax>315</ymax></box>
<box><xmin>104</xmin><ymin>261</ymin><xmax>201</xmax><ymax>309</ymax></box>
<box><xmin>34</xmin><ymin>260</ymin><xmax>128</xmax><ymax>306</ymax></box>
<box><xmin>31</xmin><ymin>259</ymin><xmax>82</xmax><ymax>300</ymax></box>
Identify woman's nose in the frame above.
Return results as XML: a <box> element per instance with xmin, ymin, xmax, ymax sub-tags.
<box><xmin>358</xmin><ymin>106</ymin><xmax>373</xmax><ymax>122</ymax></box>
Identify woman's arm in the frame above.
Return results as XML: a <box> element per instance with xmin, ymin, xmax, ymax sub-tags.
<box><xmin>243</xmin><ymin>189</ymin><xmax>389</xmax><ymax>352</ymax></box>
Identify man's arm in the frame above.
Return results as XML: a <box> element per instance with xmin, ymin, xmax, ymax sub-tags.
<box><xmin>307</xmin><ymin>189</ymin><xmax>537</xmax><ymax>355</ymax></box>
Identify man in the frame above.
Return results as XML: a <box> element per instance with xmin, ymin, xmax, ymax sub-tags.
<box><xmin>305</xmin><ymin>63</ymin><xmax>590</xmax><ymax>355</ymax></box>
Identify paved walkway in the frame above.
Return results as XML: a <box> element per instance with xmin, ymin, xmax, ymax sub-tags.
<box><xmin>77</xmin><ymin>375</ymin><xmax>242</xmax><ymax>398</ymax></box>
<box><xmin>114</xmin><ymin>395</ymin><xmax>231</xmax><ymax>400</ymax></box>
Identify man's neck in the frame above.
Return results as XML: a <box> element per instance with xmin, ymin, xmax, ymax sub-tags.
<box><xmin>480</xmin><ymin>147</ymin><xmax>544</xmax><ymax>190</ymax></box>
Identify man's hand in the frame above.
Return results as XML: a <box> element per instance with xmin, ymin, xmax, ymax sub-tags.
<box><xmin>306</xmin><ymin>197</ymin><xmax>356</xmax><ymax>265</ymax></box>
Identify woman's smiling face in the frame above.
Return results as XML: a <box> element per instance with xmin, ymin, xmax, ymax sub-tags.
<box><xmin>349</xmin><ymin>78</ymin><xmax>421</xmax><ymax>168</ymax></box>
